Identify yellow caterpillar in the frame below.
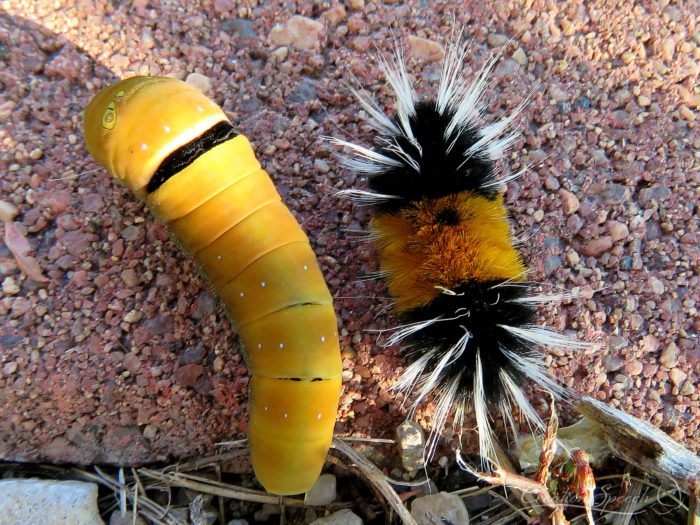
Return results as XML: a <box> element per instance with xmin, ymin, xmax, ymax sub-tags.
<box><xmin>83</xmin><ymin>76</ymin><xmax>342</xmax><ymax>495</ymax></box>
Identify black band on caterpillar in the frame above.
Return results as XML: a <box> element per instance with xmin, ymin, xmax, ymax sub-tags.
<box><xmin>147</xmin><ymin>120</ymin><xmax>238</xmax><ymax>193</ymax></box>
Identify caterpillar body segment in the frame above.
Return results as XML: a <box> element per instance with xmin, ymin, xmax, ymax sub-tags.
<box><xmin>84</xmin><ymin>76</ymin><xmax>342</xmax><ymax>495</ymax></box>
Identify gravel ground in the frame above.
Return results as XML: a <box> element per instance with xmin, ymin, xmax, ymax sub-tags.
<box><xmin>0</xmin><ymin>0</ymin><xmax>698</xmax><ymax>471</ymax></box>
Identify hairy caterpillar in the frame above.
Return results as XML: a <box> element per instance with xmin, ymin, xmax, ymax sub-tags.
<box><xmin>83</xmin><ymin>76</ymin><xmax>342</xmax><ymax>495</ymax></box>
<box><xmin>332</xmin><ymin>41</ymin><xmax>590</xmax><ymax>463</ymax></box>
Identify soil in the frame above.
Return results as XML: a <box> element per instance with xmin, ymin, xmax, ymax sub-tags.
<box><xmin>0</xmin><ymin>0</ymin><xmax>697</xmax><ymax>470</ymax></box>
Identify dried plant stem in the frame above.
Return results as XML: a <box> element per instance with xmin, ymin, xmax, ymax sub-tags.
<box><xmin>138</xmin><ymin>469</ymin><xmax>306</xmax><ymax>507</ymax></box>
<box><xmin>332</xmin><ymin>437</ymin><xmax>418</xmax><ymax>525</ymax></box>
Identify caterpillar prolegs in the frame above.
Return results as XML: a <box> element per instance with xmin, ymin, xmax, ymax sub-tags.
<box><xmin>83</xmin><ymin>76</ymin><xmax>342</xmax><ymax>495</ymax></box>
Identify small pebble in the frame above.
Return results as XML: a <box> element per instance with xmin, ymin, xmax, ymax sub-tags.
<box><xmin>310</xmin><ymin>509</ymin><xmax>362</xmax><ymax>525</ymax></box>
<box><xmin>120</xmin><ymin>269</ymin><xmax>139</xmax><ymax>287</ymax></box>
<box><xmin>2</xmin><ymin>277</ymin><xmax>20</xmax><ymax>295</ymax></box>
<box><xmin>581</xmin><ymin>236</ymin><xmax>613</xmax><ymax>257</ymax></box>
<box><xmin>624</xmin><ymin>359</ymin><xmax>643</xmax><ymax>376</ymax></box>
<box><xmin>109</xmin><ymin>511</ymin><xmax>147</xmax><ymax>525</ymax></box>
<box><xmin>408</xmin><ymin>35</ymin><xmax>445</xmax><ymax>62</ymax></box>
<box><xmin>559</xmin><ymin>189</ymin><xmax>580</xmax><ymax>214</ymax></box>
<box><xmin>669</xmin><ymin>368</ymin><xmax>687</xmax><ymax>387</ymax></box>
<box><xmin>511</xmin><ymin>47</ymin><xmax>527</xmax><ymax>65</ymax></box>
<box><xmin>314</xmin><ymin>159</ymin><xmax>331</xmax><ymax>174</ymax></box>
<box><xmin>566</xmin><ymin>250</ymin><xmax>580</xmax><ymax>265</ymax></box>
<box><xmin>272</xmin><ymin>46</ymin><xmax>288</xmax><ymax>62</ymax></box>
<box><xmin>396</xmin><ymin>420</ymin><xmax>425</xmax><ymax>474</ymax></box>
<box><xmin>544</xmin><ymin>176</ymin><xmax>560</xmax><ymax>190</ymax></box>
<box><xmin>648</xmin><ymin>276</ymin><xmax>665</xmax><ymax>295</ymax></box>
<box><xmin>0</xmin><ymin>200</ymin><xmax>18</xmax><ymax>221</ymax></box>
<box><xmin>124</xmin><ymin>310</ymin><xmax>142</xmax><ymax>323</ymax></box>
<box><xmin>29</xmin><ymin>147</ymin><xmax>43</xmax><ymax>160</ymax></box>
<box><xmin>411</xmin><ymin>492</ymin><xmax>470</xmax><ymax>525</ymax></box>
<box><xmin>659</xmin><ymin>343</ymin><xmax>680</xmax><ymax>368</ymax></box>
<box><xmin>270</xmin><ymin>16</ymin><xmax>325</xmax><ymax>50</ymax></box>
<box><xmin>605</xmin><ymin>220</ymin><xmax>629</xmax><ymax>241</ymax></box>
<box><xmin>487</xmin><ymin>34</ymin><xmax>508</xmax><ymax>47</ymax></box>
<box><xmin>304</xmin><ymin>474</ymin><xmax>337</xmax><ymax>506</ymax></box>
<box><xmin>322</xmin><ymin>6</ymin><xmax>346</xmax><ymax>26</ymax></box>
<box><xmin>143</xmin><ymin>425</ymin><xmax>158</xmax><ymax>440</ymax></box>
<box><xmin>186</xmin><ymin>72</ymin><xmax>212</xmax><ymax>94</ymax></box>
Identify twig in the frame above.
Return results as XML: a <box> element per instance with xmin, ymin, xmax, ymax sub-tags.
<box><xmin>577</xmin><ymin>397</ymin><xmax>700</xmax><ymax>492</ymax></box>
<box><xmin>458</xmin><ymin>457</ymin><xmax>568</xmax><ymax>525</ymax></box>
<box><xmin>138</xmin><ymin>469</ymin><xmax>307</xmax><ymax>507</ymax></box>
<box><xmin>332</xmin><ymin>437</ymin><xmax>418</xmax><ymax>525</ymax></box>
<box><xmin>611</xmin><ymin>477</ymin><xmax>643</xmax><ymax>525</ymax></box>
<box><xmin>160</xmin><ymin>449</ymin><xmax>250</xmax><ymax>472</ymax></box>
<box><xmin>75</xmin><ymin>467</ymin><xmax>181</xmax><ymax>525</ymax></box>
<box><xmin>336</xmin><ymin>435</ymin><xmax>397</xmax><ymax>445</ymax></box>
<box><xmin>689</xmin><ymin>481</ymin><xmax>699</xmax><ymax>525</ymax></box>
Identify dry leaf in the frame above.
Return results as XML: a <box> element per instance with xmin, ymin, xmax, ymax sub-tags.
<box><xmin>4</xmin><ymin>221</ymin><xmax>48</xmax><ymax>282</ymax></box>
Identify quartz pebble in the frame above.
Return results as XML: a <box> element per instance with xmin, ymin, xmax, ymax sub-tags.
<box><xmin>411</xmin><ymin>492</ymin><xmax>470</xmax><ymax>525</ymax></box>
<box><xmin>310</xmin><ymin>509</ymin><xmax>363</xmax><ymax>525</ymax></box>
<box><xmin>304</xmin><ymin>474</ymin><xmax>337</xmax><ymax>506</ymax></box>
<box><xmin>408</xmin><ymin>35</ymin><xmax>445</xmax><ymax>62</ymax></box>
<box><xmin>0</xmin><ymin>479</ymin><xmax>103</xmax><ymax>525</ymax></box>
<box><xmin>396</xmin><ymin>420</ymin><xmax>425</xmax><ymax>474</ymax></box>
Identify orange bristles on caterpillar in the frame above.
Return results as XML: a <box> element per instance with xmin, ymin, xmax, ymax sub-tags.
<box><xmin>332</xmin><ymin>40</ymin><xmax>591</xmax><ymax>463</ymax></box>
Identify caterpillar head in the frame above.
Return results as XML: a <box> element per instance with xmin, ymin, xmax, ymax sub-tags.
<box><xmin>83</xmin><ymin>76</ymin><xmax>228</xmax><ymax>198</ymax></box>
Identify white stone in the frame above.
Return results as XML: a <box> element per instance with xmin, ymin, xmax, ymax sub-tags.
<box><xmin>396</xmin><ymin>420</ymin><xmax>425</xmax><ymax>474</ymax></box>
<box><xmin>109</xmin><ymin>511</ymin><xmax>147</xmax><ymax>525</ymax></box>
<box><xmin>310</xmin><ymin>509</ymin><xmax>363</xmax><ymax>525</ymax></box>
<box><xmin>304</xmin><ymin>473</ymin><xmax>337</xmax><ymax>506</ymax></box>
<box><xmin>0</xmin><ymin>200</ymin><xmax>18</xmax><ymax>221</ymax></box>
<box><xmin>186</xmin><ymin>73</ymin><xmax>212</xmax><ymax>95</ymax></box>
<box><xmin>411</xmin><ymin>492</ymin><xmax>470</xmax><ymax>525</ymax></box>
<box><xmin>0</xmin><ymin>479</ymin><xmax>104</xmax><ymax>525</ymax></box>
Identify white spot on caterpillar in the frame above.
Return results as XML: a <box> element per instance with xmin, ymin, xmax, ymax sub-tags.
<box><xmin>283</xmin><ymin>413</ymin><xmax>288</xmax><ymax>419</ymax></box>
<box><xmin>279</xmin><ymin>343</ymin><xmax>284</xmax><ymax>349</ymax></box>
<box><xmin>316</xmin><ymin>413</ymin><xmax>322</xmax><ymax>420</ymax></box>
<box><xmin>163</xmin><ymin>125</ymin><xmax>171</xmax><ymax>133</ymax></box>
<box><xmin>264</xmin><ymin>405</ymin><xmax>268</xmax><ymax>412</ymax></box>
<box><xmin>303</xmin><ymin>265</ymin><xmax>308</xmax><ymax>270</ymax></box>
<box><xmin>217</xmin><ymin>255</ymin><xmax>221</xmax><ymax>260</ymax></box>
<box><xmin>196</xmin><ymin>105</ymin><xmax>203</xmax><ymax>112</ymax></box>
<box><xmin>261</xmin><ymin>281</ymin><xmax>266</xmax><ymax>288</ymax></box>
<box><xmin>320</xmin><ymin>336</ymin><xmax>326</xmax><ymax>343</ymax></box>
<box><xmin>140</xmin><ymin>143</ymin><xmax>148</xmax><ymax>150</ymax></box>
<box><xmin>257</xmin><ymin>343</ymin><xmax>262</xmax><ymax>349</ymax></box>
<box><xmin>239</xmin><ymin>292</ymin><xmax>245</xmax><ymax>297</ymax></box>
